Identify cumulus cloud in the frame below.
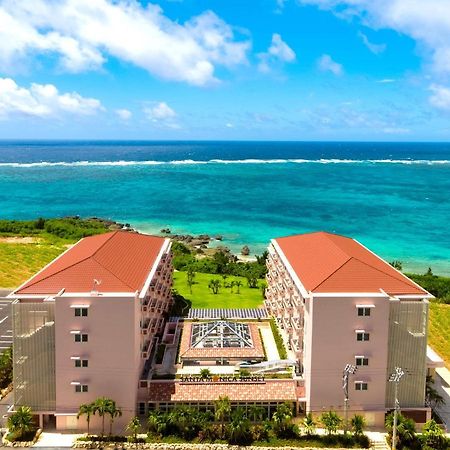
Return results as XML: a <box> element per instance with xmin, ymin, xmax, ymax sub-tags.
<box><xmin>317</xmin><ymin>54</ymin><xmax>343</xmax><ymax>75</ymax></box>
<box><xmin>0</xmin><ymin>0</ymin><xmax>250</xmax><ymax>86</ymax></box>
<box><xmin>258</xmin><ymin>33</ymin><xmax>296</xmax><ymax>73</ymax></box>
<box><xmin>143</xmin><ymin>101</ymin><xmax>179</xmax><ymax>128</ymax></box>
<box><xmin>115</xmin><ymin>109</ymin><xmax>132</xmax><ymax>120</ymax></box>
<box><xmin>429</xmin><ymin>84</ymin><xmax>450</xmax><ymax>111</ymax></box>
<box><xmin>0</xmin><ymin>77</ymin><xmax>102</xmax><ymax>118</ymax></box>
<box><xmin>299</xmin><ymin>0</ymin><xmax>450</xmax><ymax>76</ymax></box>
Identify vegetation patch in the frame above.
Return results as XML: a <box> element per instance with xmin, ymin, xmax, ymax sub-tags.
<box><xmin>269</xmin><ymin>319</ymin><xmax>288</xmax><ymax>360</ymax></box>
<box><xmin>173</xmin><ymin>271</ymin><xmax>264</xmax><ymax>309</ymax></box>
<box><xmin>428</xmin><ymin>302</ymin><xmax>450</xmax><ymax>368</ymax></box>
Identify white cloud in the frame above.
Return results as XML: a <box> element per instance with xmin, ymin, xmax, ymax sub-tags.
<box><xmin>358</xmin><ymin>32</ymin><xmax>386</xmax><ymax>54</ymax></box>
<box><xmin>225</xmin><ymin>122</ymin><xmax>234</xmax><ymax>128</ymax></box>
<box><xmin>0</xmin><ymin>0</ymin><xmax>250</xmax><ymax>86</ymax></box>
<box><xmin>258</xmin><ymin>33</ymin><xmax>296</xmax><ymax>73</ymax></box>
<box><xmin>115</xmin><ymin>109</ymin><xmax>132</xmax><ymax>120</ymax></box>
<box><xmin>143</xmin><ymin>101</ymin><xmax>180</xmax><ymax>128</ymax></box>
<box><xmin>299</xmin><ymin>0</ymin><xmax>450</xmax><ymax>76</ymax></box>
<box><xmin>317</xmin><ymin>54</ymin><xmax>343</xmax><ymax>76</ymax></box>
<box><xmin>377</xmin><ymin>79</ymin><xmax>396</xmax><ymax>83</ymax></box>
<box><xmin>429</xmin><ymin>84</ymin><xmax>450</xmax><ymax>111</ymax></box>
<box><xmin>0</xmin><ymin>77</ymin><xmax>102</xmax><ymax>118</ymax></box>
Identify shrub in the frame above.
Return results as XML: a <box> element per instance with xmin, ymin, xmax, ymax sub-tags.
<box><xmin>270</xmin><ymin>318</ymin><xmax>287</xmax><ymax>359</ymax></box>
<box><xmin>320</xmin><ymin>411</ymin><xmax>343</xmax><ymax>435</ymax></box>
<box><xmin>350</xmin><ymin>414</ymin><xmax>366</xmax><ymax>436</ymax></box>
<box><xmin>385</xmin><ymin>412</ymin><xmax>419</xmax><ymax>450</ymax></box>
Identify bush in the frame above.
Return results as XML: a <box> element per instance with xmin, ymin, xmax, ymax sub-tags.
<box><xmin>270</xmin><ymin>318</ymin><xmax>288</xmax><ymax>359</ymax></box>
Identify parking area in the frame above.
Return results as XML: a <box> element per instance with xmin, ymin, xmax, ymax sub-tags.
<box><xmin>0</xmin><ymin>291</ymin><xmax>13</xmax><ymax>353</ymax></box>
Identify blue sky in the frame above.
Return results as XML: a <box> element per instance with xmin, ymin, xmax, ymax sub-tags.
<box><xmin>0</xmin><ymin>0</ymin><xmax>450</xmax><ymax>140</ymax></box>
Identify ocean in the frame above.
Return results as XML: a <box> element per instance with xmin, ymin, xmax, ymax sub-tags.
<box><xmin>1</xmin><ymin>140</ymin><xmax>450</xmax><ymax>274</ymax></box>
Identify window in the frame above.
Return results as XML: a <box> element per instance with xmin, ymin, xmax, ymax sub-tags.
<box><xmin>355</xmin><ymin>356</ymin><xmax>369</xmax><ymax>366</ymax></box>
<box><xmin>74</xmin><ymin>359</ymin><xmax>88</xmax><ymax>368</ymax></box>
<box><xmin>74</xmin><ymin>307</ymin><xmax>88</xmax><ymax>317</ymax></box>
<box><xmin>356</xmin><ymin>331</ymin><xmax>370</xmax><ymax>341</ymax></box>
<box><xmin>355</xmin><ymin>382</ymin><xmax>368</xmax><ymax>391</ymax></box>
<box><xmin>75</xmin><ymin>384</ymin><xmax>88</xmax><ymax>393</ymax></box>
<box><xmin>74</xmin><ymin>334</ymin><xmax>88</xmax><ymax>343</ymax></box>
<box><xmin>357</xmin><ymin>307</ymin><xmax>371</xmax><ymax>316</ymax></box>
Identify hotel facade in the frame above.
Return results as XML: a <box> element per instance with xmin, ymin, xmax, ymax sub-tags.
<box><xmin>9</xmin><ymin>231</ymin><xmax>173</xmax><ymax>431</ymax></box>
<box><xmin>264</xmin><ymin>232</ymin><xmax>432</xmax><ymax>426</ymax></box>
<box><xmin>8</xmin><ymin>229</ymin><xmax>433</xmax><ymax>432</ymax></box>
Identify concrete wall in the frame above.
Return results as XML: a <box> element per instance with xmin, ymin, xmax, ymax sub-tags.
<box><xmin>305</xmin><ymin>294</ymin><xmax>391</xmax><ymax>426</ymax></box>
<box><xmin>55</xmin><ymin>294</ymin><xmax>140</xmax><ymax>433</ymax></box>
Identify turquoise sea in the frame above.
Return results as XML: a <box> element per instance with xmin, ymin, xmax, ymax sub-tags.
<box><xmin>1</xmin><ymin>141</ymin><xmax>450</xmax><ymax>274</ymax></box>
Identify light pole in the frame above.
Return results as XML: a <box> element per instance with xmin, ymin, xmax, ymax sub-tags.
<box><xmin>389</xmin><ymin>367</ymin><xmax>405</xmax><ymax>450</ymax></box>
<box><xmin>342</xmin><ymin>363</ymin><xmax>357</xmax><ymax>433</ymax></box>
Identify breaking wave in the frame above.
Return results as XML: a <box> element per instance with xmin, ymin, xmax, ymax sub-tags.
<box><xmin>0</xmin><ymin>158</ymin><xmax>450</xmax><ymax>167</ymax></box>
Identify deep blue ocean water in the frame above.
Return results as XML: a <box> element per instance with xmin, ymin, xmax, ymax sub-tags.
<box><xmin>1</xmin><ymin>140</ymin><xmax>450</xmax><ymax>274</ymax></box>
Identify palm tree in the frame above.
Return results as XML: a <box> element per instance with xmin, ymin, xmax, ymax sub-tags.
<box><xmin>214</xmin><ymin>395</ymin><xmax>231</xmax><ymax>438</ymax></box>
<box><xmin>199</xmin><ymin>368</ymin><xmax>211</xmax><ymax>380</ymax></box>
<box><xmin>186</xmin><ymin>266</ymin><xmax>196</xmax><ymax>294</ymax></box>
<box><xmin>350</xmin><ymin>414</ymin><xmax>366</xmax><ymax>436</ymax></box>
<box><xmin>385</xmin><ymin>412</ymin><xmax>417</xmax><ymax>449</ymax></box>
<box><xmin>93</xmin><ymin>397</ymin><xmax>113</xmax><ymax>435</ymax></box>
<box><xmin>108</xmin><ymin>401</ymin><xmax>122</xmax><ymax>435</ymax></box>
<box><xmin>77</xmin><ymin>403</ymin><xmax>95</xmax><ymax>435</ymax></box>
<box><xmin>234</xmin><ymin>280</ymin><xmax>242</xmax><ymax>294</ymax></box>
<box><xmin>248</xmin><ymin>404</ymin><xmax>265</xmax><ymax>422</ymax></box>
<box><xmin>7</xmin><ymin>406</ymin><xmax>34</xmax><ymax>440</ymax></box>
<box><xmin>126</xmin><ymin>416</ymin><xmax>141</xmax><ymax>444</ymax></box>
<box><xmin>227</xmin><ymin>407</ymin><xmax>252</xmax><ymax>445</ymax></box>
<box><xmin>208</xmin><ymin>279</ymin><xmax>221</xmax><ymax>294</ymax></box>
<box><xmin>320</xmin><ymin>411</ymin><xmax>342</xmax><ymax>435</ymax></box>
<box><xmin>272</xmin><ymin>403</ymin><xmax>294</xmax><ymax>438</ymax></box>
<box><xmin>426</xmin><ymin>375</ymin><xmax>445</xmax><ymax>408</ymax></box>
<box><xmin>302</xmin><ymin>412</ymin><xmax>316</xmax><ymax>435</ymax></box>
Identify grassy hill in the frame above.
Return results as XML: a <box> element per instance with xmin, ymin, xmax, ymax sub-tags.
<box><xmin>0</xmin><ymin>218</ymin><xmax>111</xmax><ymax>289</ymax></box>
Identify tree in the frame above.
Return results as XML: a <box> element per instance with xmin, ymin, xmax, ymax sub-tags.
<box><xmin>234</xmin><ymin>280</ymin><xmax>242</xmax><ymax>294</ymax></box>
<box><xmin>272</xmin><ymin>403</ymin><xmax>295</xmax><ymax>438</ymax></box>
<box><xmin>390</xmin><ymin>260</ymin><xmax>403</xmax><ymax>271</ymax></box>
<box><xmin>0</xmin><ymin>346</ymin><xmax>13</xmax><ymax>389</ymax></box>
<box><xmin>426</xmin><ymin>375</ymin><xmax>444</xmax><ymax>408</ymax></box>
<box><xmin>77</xmin><ymin>403</ymin><xmax>95</xmax><ymax>435</ymax></box>
<box><xmin>302</xmin><ymin>413</ymin><xmax>316</xmax><ymax>435</ymax></box>
<box><xmin>93</xmin><ymin>397</ymin><xmax>114</xmax><ymax>435</ymax></box>
<box><xmin>248</xmin><ymin>404</ymin><xmax>266</xmax><ymax>422</ymax></box>
<box><xmin>320</xmin><ymin>411</ymin><xmax>342</xmax><ymax>435</ymax></box>
<box><xmin>208</xmin><ymin>279</ymin><xmax>221</xmax><ymax>294</ymax></box>
<box><xmin>385</xmin><ymin>412</ymin><xmax>417</xmax><ymax>449</ymax></box>
<box><xmin>186</xmin><ymin>266</ymin><xmax>196</xmax><ymax>294</ymax></box>
<box><xmin>214</xmin><ymin>395</ymin><xmax>231</xmax><ymax>438</ymax></box>
<box><xmin>126</xmin><ymin>416</ymin><xmax>141</xmax><ymax>444</ymax></box>
<box><xmin>227</xmin><ymin>407</ymin><xmax>252</xmax><ymax>445</ymax></box>
<box><xmin>199</xmin><ymin>368</ymin><xmax>211</xmax><ymax>380</ymax></box>
<box><xmin>108</xmin><ymin>400</ymin><xmax>122</xmax><ymax>435</ymax></box>
<box><xmin>246</xmin><ymin>273</ymin><xmax>259</xmax><ymax>289</ymax></box>
<box><xmin>350</xmin><ymin>414</ymin><xmax>366</xmax><ymax>436</ymax></box>
<box><xmin>259</xmin><ymin>280</ymin><xmax>267</xmax><ymax>298</ymax></box>
<box><xmin>148</xmin><ymin>411</ymin><xmax>167</xmax><ymax>436</ymax></box>
<box><xmin>7</xmin><ymin>406</ymin><xmax>34</xmax><ymax>441</ymax></box>
<box><xmin>421</xmin><ymin>419</ymin><xmax>448</xmax><ymax>450</ymax></box>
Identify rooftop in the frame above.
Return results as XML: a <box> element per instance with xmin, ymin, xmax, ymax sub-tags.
<box><xmin>147</xmin><ymin>379</ymin><xmax>301</xmax><ymax>402</ymax></box>
<box><xmin>274</xmin><ymin>231</ymin><xmax>429</xmax><ymax>296</ymax></box>
<box><xmin>14</xmin><ymin>231</ymin><xmax>167</xmax><ymax>295</ymax></box>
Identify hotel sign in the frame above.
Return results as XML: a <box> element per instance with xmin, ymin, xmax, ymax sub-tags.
<box><xmin>180</xmin><ymin>375</ymin><xmax>265</xmax><ymax>383</ymax></box>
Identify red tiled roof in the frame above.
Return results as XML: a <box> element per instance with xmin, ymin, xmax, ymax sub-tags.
<box><xmin>179</xmin><ymin>322</ymin><xmax>265</xmax><ymax>360</ymax></box>
<box><xmin>148</xmin><ymin>380</ymin><xmax>301</xmax><ymax>402</ymax></box>
<box><xmin>15</xmin><ymin>231</ymin><xmax>166</xmax><ymax>295</ymax></box>
<box><xmin>274</xmin><ymin>232</ymin><xmax>428</xmax><ymax>296</ymax></box>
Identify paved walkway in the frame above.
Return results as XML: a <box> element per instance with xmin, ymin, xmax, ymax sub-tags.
<box><xmin>259</xmin><ymin>324</ymin><xmax>279</xmax><ymax>360</ymax></box>
<box><xmin>435</xmin><ymin>366</ymin><xmax>450</xmax><ymax>430</ymax></box>
<box><xmin>33</xmin><ymin>432</ymin><xmax>81</xmax><ymax>448</ymax></box>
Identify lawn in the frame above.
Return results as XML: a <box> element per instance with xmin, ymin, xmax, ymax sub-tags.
<box><xmin>428</xmin><ymin>302</ymin><xmax>450</xmax><ymax>369</ymax></box>
<box><xmin>173</xmin><ymin>271</ymin><xmax>265</xmax><ymax>309</ymax></box>
<box><xmin>0</xmin><ymin>241</ymin><xmax>67</xmax><ymax>289</ymax></box>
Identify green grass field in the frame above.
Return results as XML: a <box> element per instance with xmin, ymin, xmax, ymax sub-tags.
<box><xmin>429</xmin><ymin>302</ymin><xmax>450</xmax><ymax>369</ymax></box>
<box><xmin>173</xmin><ymin>271</ymin><xmax>264</xmax><ymax>309</ymax></box>
<box><xmin>0</xmin><ymin>241</ymin><xmax>67</xmax><ymax>289</ymax></box>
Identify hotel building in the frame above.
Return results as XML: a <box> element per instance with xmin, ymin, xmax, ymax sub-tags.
<box><xmin>264</xmin><ymin>231</ymin><xmax>432</xmax><ymax>426</ymax></box>
<box><xmin>8</xmin><ymin>231</ymin><xmax>173</xmax><ymax>432</ymax></box>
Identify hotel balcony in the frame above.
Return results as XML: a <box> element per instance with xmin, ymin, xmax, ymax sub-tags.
<box><xmin>141</xmin><ymin>318</ymin><xmax>151</xmax><ymax>335</ymax></box>
<box><xmin>141</xmin><ymin>339</ymin><xmax>152</xmax><ymax>359</ymax></box>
